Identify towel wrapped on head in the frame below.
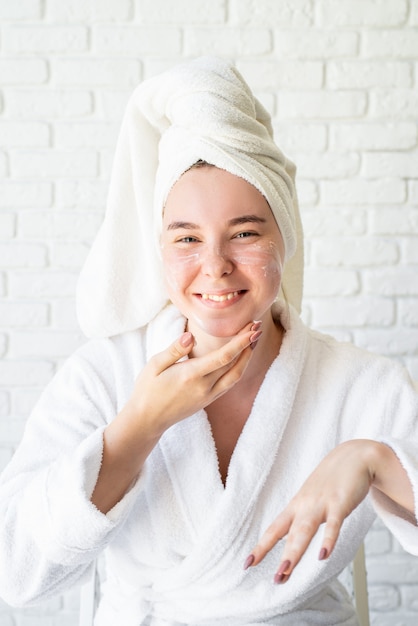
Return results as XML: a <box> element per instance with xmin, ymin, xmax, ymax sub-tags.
<box><xmin>76</xmin><ymin>56</ymin><xmax>304</xmax><ymax>338</ymax></box>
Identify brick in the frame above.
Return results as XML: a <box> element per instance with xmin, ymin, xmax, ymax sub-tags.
<box><xmin>0</xmin><ymin>121</ymin><xmax>49</xmax><ymax>147</ymax></box>
<box><xmin>52</xmin><ymin>59</ymin><xmax>141</xmax><ymax>88</ymax></box>
<box><xmin>0</xmin><ymin>213</ymin><xmax>15</xmax><ymax>238</ymax></box>
<box><xmin>137</xmin><ymin>0</ymin><xmax>226</xmax><ymax>23</ymax></box>
<box><xmin>364</xmin><ymin>269</ymin><xmax>418</xmax><ymax>296</ymax></box>
<box><xmin>10</xmin><ymin>330</ymin><xmax>85</xmax><ymax>358</ymax></box>
<box><xmin>330</xmin><ymin>123</ymin><xmax>417</xmax><ymax>151</ymax></box>
<box><xmin>11</xmin><ymin>388</ymin><xmax>42</xmax><ymax>415</ymax></box>
<box><xmin>9</xmin><ymin>271</ymin><xmax>78</xmax><ymax>298</ymax></box>
<box><xmin>275</xmin><ymin>30</ymin><xmax>358</xmax><ymax>58</ymax></box>
<box><xmin>303</xmin><ymin>268</ymin><xmax>359</xmax><ymax>297</ymax></box>
<box><xmin>230</xmin><ymin>0</ymin><xmax>313</xmax><ymax>26</ymax></box>
<box><xmin>368</xmin><ymin>585</ymin><xmax>400</xmax><ymax>611</ymax></box>
<box><xmin>51</xmin><ymin>300</ymin><xmax>79</xmax><ymax>330</ymax></box>
<box><xmin>370</xmin><ymin>209</ymin><xmax>418</xmax><ymax>235</ymax></box>
<box><xmin>55</xmin><ymin>122</ymin><xmax>119</xmax><ymax>148</ymax></box>
<box><xmin>302</xmin><ymin>209</ymin><xmax>366</xmax><ymax>237</ymax></box>
<box><xmin>0</xmin><ymin>418</ymin><xmax>27</xmax><ymax>444</ymax></box>
<box><xmin>0</xmin><ymin>243</ymin><xmax>47</xmax><ymax>268</ymax></box>
<box><xmin>366</xmin><ymin>527</ymin><xmax>392</xmax><ymax>554</ymax></box>
<box><xmin>321</xmin><ymin>179</ymin><xmax>406</xmax><ymax>205</ymax></box>
<box><xmin>310</xmin><ymin>296</ymin><xmax>395</xmax><ymax>327</ymax></box>
<box><xmin>0</xmin><ymin>152</ymin><xmax>7</xmax><ymax>177</ymax></box>
<box><xmin>0</xmin><ymin>182</ymin><xmax>52</xmax><ymax>208</ymax></box>
<box><xmin>95</xmin><ymin>90</ymin><xmax>131</xmax><ymax>121</ymax></box>
<box><xmin>50</xmin><ymin>241</ymin><xmax>90</xmax><ymax>268</ymax></box>
<box><xmin>296</xmin><ymin>179</ymin><xmax>318</xmax><ymax>205</ymax></box>
<box><xmin>99</xmin><ymin>149</ymin><xmax>115</xmax><ymax>179</ymax></box>
<box><xmin>278</xmin><ymin>91</ymin><xmax>367</xmax><ymax>119</ymax></box>
<box><xmin>0</xmin><ymin>360</ymin><xmax>54</xmax><ymax>386</ymax></box>
<box><xmin>362</xmin><ymin>151</ymin><xmax>418</xmax><ymax>178</ymax></box>
<box><xmin>272</xmin><ymin>122</ymin><xmax>327</xmax><ymax>153</ymax></box>
<box><xmin>93</xmin><ymin>25</ymin><xmax>181</xmax><ymax>55</ymax></box>
<box><xmin>6</xmin><ymin>90</ymin><xmax>93</xmax><ymax>119</ymax></box>
<box><xmin>184</xmin><ymin>28</ymin><xmax>272</xmax><ymax>56</ymax></box>
<box><xmin>12</xmin><ymin>150</ymin><xmax>98</xmax><ymax>179</ymax></box>
<box><xmin>402</xmin><ymin>585</ymin><xmax>418</xmax><ymax>610</ymax></box>
<box><xmin>412</xmin><ymin>0</ymin><xmax>418</xmax><ymax>25</ymax></box>
<box><xmin>317</xmin><ymin>0</ymin><xmax>408</xmax><ymax>26</ymax></box>
<box><xmin>0</xmin><ymin>301</ymin><xmax>49</xmax><ymax>327</ymax></box>
<box><xmin>363</xmin><ymin>30</ymin><xmax>418</xmax><ymax>58</ymax></box>
<box><xmin>0</xmin><ymin>274</ymin><xmax>5</xmax><ymax>297</ymax></box>
<box><xmin>0</xmin><ymin>391</ymin><xmax>10</xmax><ymax>417</ymax></box>
<box><xmin>56</xmin><ymin>180</ymin><xmax>108</xmax><ymax>209</ymax></box>
<box><xmin>237</xmin><ymin>60</ymin><xmax>323</xmax><ymax>90</ymax></box>
<box><xmin>354</xmin><ymin>328</ymin><xmax>418</xmax><ymax>356</ymax></box>
<box><xmin>0</xmin><ymin>59</ymin><xmax>48</xmax><ymax>84</ymax></box>
<box><xmin>328</xmin><ymin>61</ymin><xmax>412</xmax><ymax>89</ymax></box>
<box><xmin>410</xmin><ymin>181</ymin><xmax>418</xmax><ymax>203</ymax></box>
<box><xmin>399</xmin><ymin>299</ymin><xmax>418</xmax><ymax>326</ymax></box>
<box><xmin>312</xmin><ymin>237</ymin><xmax>399</xmax><ymax>267</ymax></box>
<box><xmin>293</xmin><ymin>152</ymin><xmax>359</xmax><ymax>179</ymax></box>
<box><xmin>0</xmin><ymin>333</ymin><xmax>6</xmax><ymax>357</ymax></box>
<box><xmin>19</xmin><ymin>211</ymin><xmax>103</xmax><ymax>241</ymax></box>
<box><xmin>403</xmin><ymin>238</ymin><xmax>418</xmax><ymax>264</ymax></box>
<box><xmin>405</xmin><ymin>356</ymin><xmax>418</xmax><ymax>381</ymax></box>
<box><xmin>370</xmin><ymin>89</ymin><xmax>418</xmax><ymax>119</ymax></box>
<box><xmin>3</xmin><ymin>25</ymin><xmax>88</xmax><ymax>53</ymax></box>
<box><xmin>367</xmin><ymin>556</ymin><xmax>418</xmax><ymax>584</ymax></box>
<box><xmin>0</xmin><ymin>0</ymin><xmax>42</xmax><ymax>19</ymax></box>
<box><xmin>47</xmin><ymin>0</ymin><xmax>132</xmax><ymax>21</ymax></box>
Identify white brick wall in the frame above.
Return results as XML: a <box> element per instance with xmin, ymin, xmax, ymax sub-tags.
<box><xmin>0</xmin><ymin>0</ymin><xmax>417</xmax><ymax>624</ymax></box>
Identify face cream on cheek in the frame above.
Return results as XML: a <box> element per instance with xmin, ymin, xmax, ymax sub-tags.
<box><xmin>231</xmin><ymin>242</ymin><xmax>283</xmax><ymax>280</ymax></box>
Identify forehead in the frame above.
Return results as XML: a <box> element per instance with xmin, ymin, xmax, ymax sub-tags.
<box><xmin>163</xmin><ymin>166</ymin><xmax>274</xmax><ymax>223</ymax></box>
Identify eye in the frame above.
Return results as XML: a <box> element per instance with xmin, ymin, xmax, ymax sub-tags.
<box><xmin>178</xmin><ymin>236</ymin><xmax>199</xmax><ymax>243</ymax></box>
<box><xmin>234</xmin><ymin>231</ymin><xmax>258</xmax><ymax>239</ymax></box>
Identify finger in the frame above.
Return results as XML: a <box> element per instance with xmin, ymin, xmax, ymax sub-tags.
<box><xmin>199</xmin><ymin>328</ymin><xmax>262</xmax><ymax>378</ymax></box>
<box><xmin>318</xmin><ymin>514</ymin><xmax>344</xmax><ymax>561</ymax></box>
<box><xmin>244</xmin><ymin>511</ymin><xmax>292</xmax><ymax>569</ymax></box>
<box><xmin>209</xmin><ymin>343</ymin><xmax>254</xmax><ymax>398</ymax></box>
<box><xmin>151</xmin><ymin>332</ymin><xmax>195</xmax><ymax>373</ymax></box>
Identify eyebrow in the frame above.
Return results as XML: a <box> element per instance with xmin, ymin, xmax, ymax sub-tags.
<box><xmin>166</xmin><ymin>214</ymin><xmax>267</xmax><ymax>231</ymax></box>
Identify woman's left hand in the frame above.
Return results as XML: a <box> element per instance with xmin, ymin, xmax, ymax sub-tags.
<box><xmin>244</xmin><ymin>439</ymin><xmax>402</xmax><ymax>583</ymax></box>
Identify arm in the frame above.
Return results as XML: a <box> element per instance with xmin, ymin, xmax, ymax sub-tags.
<box><xmin>92</xmin><ymin>326</ymin><xmax>259</xmax><ymax>513</ymax></box>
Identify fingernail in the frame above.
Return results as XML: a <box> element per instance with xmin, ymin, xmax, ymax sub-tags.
<box><xmin>318</xmin><ymin>547</ymin><xmax>328</xmax><ymax>561</ymax></box>
<box><xmin>274</xmin><ymin>560</ymin><xmax>291</xmax><ymax>584</ymax></box>
<box><xmin>180</xmin><ymin>332</ymin><xmax>193</xmax><ymax>347</ymax></box>
<box><xmin>251</xmin><ymin>320</ymin><xmax>262</xmax><ymax>331</ymax></box>
<box><xmin>250</xmin><ymin>330</ymin><xmax>262</xmax><ymax>344</ymax></box>
<box><xmin>243</xmin><ymin>554</ymin><xmax>255</xmax><ymax>570</ymax></box>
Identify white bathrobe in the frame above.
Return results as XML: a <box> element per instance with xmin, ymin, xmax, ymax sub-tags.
<box><xmin>1</xmin><ymin>303</ymin><xmax>418</xmax><ymax>626</ymax></box>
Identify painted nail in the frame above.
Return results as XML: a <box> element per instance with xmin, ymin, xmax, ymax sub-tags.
<box><xmin>318</xmin><ymin>547</ymin><xmax>328</xmax><ymax>561</ymax></box>
<box><xmin>274</xmin><ymin>560</ymin><xmax>291</xmax><ymax>584</ymax></box>
<box><xmin>250</xmin><ymin>330</ymin><xmax>262</xmax><ymax>344</ymax></box>
<box><xmin>180</xmin><ymin>332</ymin><xmax>193</xmax><ymax>347</ymax></box>
<box><xmin>243</xmin><ymin>554</ymin><xmax>255</xmax><ymax>570</ymax></box>
<box><xmin>251</xmin><ymin>320</ymin><xmax>262</xmax><ymax>332</ymax></box>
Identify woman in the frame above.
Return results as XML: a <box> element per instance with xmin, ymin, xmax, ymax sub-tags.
<box><xmin>0</xmin><ymin>57</ymin><xmax>417</xmax><ymax>625</ymax></box>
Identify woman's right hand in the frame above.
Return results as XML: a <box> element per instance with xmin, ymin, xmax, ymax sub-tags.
<box><xmin>92</xmin><ymin>321</ymin><xmax>260</xmax><ymax>513</ymax></box>
<box><xmin>126</xmin><ymin>321</ymin><xmax>261</xmax><ymax>436</ymax></box>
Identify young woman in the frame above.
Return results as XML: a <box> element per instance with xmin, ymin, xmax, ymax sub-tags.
<box><xmin>0</xmin><ymin>57</ymin><xmax>417</xmax><ymax>626</ymax></box>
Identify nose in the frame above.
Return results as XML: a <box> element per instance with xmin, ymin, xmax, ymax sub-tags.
<box><xmin>202</xmin><ymin>244</ymin><xmax>233</xmax><ymax>278</ymax></box>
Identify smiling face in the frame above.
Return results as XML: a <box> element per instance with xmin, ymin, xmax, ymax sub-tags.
<box><xmin>160</xmin><ymin>166</ymin><xmax>285</xmax><ymax>340</ymax></box>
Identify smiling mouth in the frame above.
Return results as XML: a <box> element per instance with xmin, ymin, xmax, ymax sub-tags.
<box><xmin>200</xmin><ymin>290</ymin><xmax>244</xmax><ymax>302</ymax></box>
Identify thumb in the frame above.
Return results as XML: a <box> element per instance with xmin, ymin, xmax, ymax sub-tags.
<box><xmin>152</xmin><ymin>332</ymin><xmax>195</xmax><ymax>372</ymax></box>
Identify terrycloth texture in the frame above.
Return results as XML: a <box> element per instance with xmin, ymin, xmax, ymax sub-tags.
<box><xmin>76</xmin><ymin>56</ymin><xmax>303</xmax><ymax>338</ymax></box>
<box><xmin>1</xmin><ymin>304</ymin><xmax>418</xmax><ymax>625</ymax></box>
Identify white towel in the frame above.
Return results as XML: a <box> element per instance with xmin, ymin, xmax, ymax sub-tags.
<box><xmin>76</xmin><ymin>56</ymin><xmax>304</xmax><ymax>338</ymax></box>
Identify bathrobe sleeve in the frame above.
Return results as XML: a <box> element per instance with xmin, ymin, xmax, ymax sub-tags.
<box><xmin>0</xmin><ymin>337</ymin><xmax>144</xmax><ymax>607</ymax></box>
<box><xmin>370</xmin><ymin>365</ymin><xmax>418</xmax><ymax>553</ymax></box>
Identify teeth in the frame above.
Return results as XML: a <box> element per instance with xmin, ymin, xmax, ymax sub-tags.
<box><xmin>202</xmin><ymin>291</ymin><xmax>239</xmax><ymax>302</ymax></box>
